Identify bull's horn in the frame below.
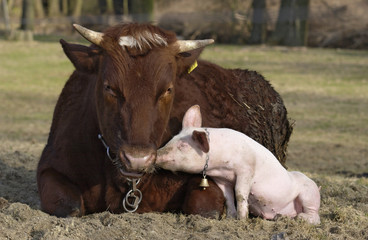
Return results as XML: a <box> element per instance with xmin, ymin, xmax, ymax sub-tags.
<box><xmin>73</xmin><ymin>24</ymin><xmax>104</xmax><ymax>46</ymax></box>
<box><xmin>176</xmin><ymin>39</ymin><xmax>215</xmax><ymax>53</ymax></box>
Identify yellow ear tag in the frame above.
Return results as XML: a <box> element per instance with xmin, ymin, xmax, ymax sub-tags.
<box><xmin>188</xmin><ymin>60</ymin><xmax>198</xmax><ymax>74</ymax></box>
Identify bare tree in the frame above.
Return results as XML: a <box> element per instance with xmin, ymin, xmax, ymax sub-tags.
<box><xmin>34</xmin><ymin>0</ymin><xmax>44</xmax><ymax>18</ymax></box>
<box><xmin>2</xmin><ymin>0</ymin><xmax>11</xmax><ymax>35</ymax></box>
<box><xmin>123</xmin><ymin>0</ymin><xmax>128</xmax><ymax>15</ymax></box>
<box><xmin>130</xmin><ymin>0</ymin><xmax>153</xmax><ymax>22</ymax></box>
<box><xmin>20</xmin><ymin>0</ymin><xmax>34</xmax><ymax>30</ymax></box>
<box><xmin>269</xmin><ymin>0</ymin><xmax>310</xmax><ymax>46</ymax></box>
<box><xmin>99</xmin><ymin>0</ymin><xmax>114</xmax><ymax>14</ymax></box>
<box><xmin>48</xmin><ymin>0</ymin><xmax>60</xmax><ymax>16</ymax></box>
<box><xmin>70</xmin><ymin>0</ymin><xmax>82</xmax><ymax>17</ymax></box>
<box><xmin>249</xmin><ymin>0</ymin><xmax>267</xmax><ymax>44</ymax></box>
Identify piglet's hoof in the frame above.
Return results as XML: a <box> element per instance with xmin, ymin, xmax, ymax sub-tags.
<box><xmin>273</xmin><ymin>214</ymin><xmax>283</xmax><ymax>221</ymax></box>
<box><xmin>271</xmin><ymin>232</ymin><xmax>288</xmax><ymax>240</ymax></box>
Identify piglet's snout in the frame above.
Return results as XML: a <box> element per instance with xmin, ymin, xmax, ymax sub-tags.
<box><xmin>156</xmin><ymin>147</ymin><xmax>174</xmax><ymax>166</ymax></box>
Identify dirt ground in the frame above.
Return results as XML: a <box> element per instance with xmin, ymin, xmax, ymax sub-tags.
<box><xmin>1</xmin><ymin>130</ymin><xmax>367</xmax><ymax>240</ymax></box>
<box><xmin>1</xmin><ymin>44</ymin><xmax>368</xmax><ymax>239</ymax></box>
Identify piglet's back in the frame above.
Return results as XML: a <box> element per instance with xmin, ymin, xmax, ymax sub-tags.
<box><xmin>210</xmin><ymin>128</ymin><xmax>284</xmax><ymax>171</ymax></box>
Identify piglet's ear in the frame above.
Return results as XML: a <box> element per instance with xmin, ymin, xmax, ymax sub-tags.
<box><xmin>182</xmin><ymin>105</ymin><xmax>202</xmax><ymax>129</ymax></box>
<box><xmin>192</xmin><ymin>130</ymin><xmax>209</xmax><ymax>153</ymax></box>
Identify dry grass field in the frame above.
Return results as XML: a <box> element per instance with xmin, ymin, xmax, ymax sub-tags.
<box><xmin>0</xmin><ymin>39</ymin><xmax>367</xmax><ymax>239</ymax></box>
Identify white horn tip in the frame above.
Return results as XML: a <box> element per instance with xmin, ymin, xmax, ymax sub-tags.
<box><xmin>177</xmin><ymin>39</ymin><xmax>215</xmax><ymax>53</ymax></box>
<box><xmin>72</xmin><ymin>23</ymin><xmax>81</xmax><ymax>30</ymax></box>
<box><xmin>72</xmin><ymin>23</ymin><xmax>103</xmax><ymax>46</ymax></box>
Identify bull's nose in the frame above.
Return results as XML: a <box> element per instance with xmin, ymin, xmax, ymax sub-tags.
<box><xmin>122</xmin><ymin>151</ymin><xmax>156</xmax><ymax>171</ymax></box>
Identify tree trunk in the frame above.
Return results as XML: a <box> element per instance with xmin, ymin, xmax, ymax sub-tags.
<box><xmin>20</xmin><ymin>0</ymin><xmax>34</xmax><ymax>30</ymax></box>
<box><xmin>112</xmin><ymin>0</ymin><xmax>123</xmax><ymax>14</ymax></box>
<box><xmin>269</xmin><ymin>0</ymin><xmax>310</xmax><ymax>46</ymax></box>
<box><xmin>61</xmin><ymin>0</ymin><xmax>68</xmax><ymax>15</ymax></box>
<box><xmin>15</xmin><ymin>0</ymin><xmax>34</xmax><ymax>41</ymax></box>
<box><xmin>70</xmin><ymin>0</ymin><xmax>82</xmax><ymax>17</ymax></box>
<box><xmin>99</xmin><ymin>0</ymin><xmax>114</xmax><ymax>14</ymax></box>
<box><xmin>34</xmin><ymin>0</ymin><xmax>44</xmax><ymax>18</ymax></box>
<box><xmin>2</xmin><ymin>0</ymin><xmax>11</xmax><ymax>38</ymax></box>
<box><xmin>297</xmin><ymin>0</ymin><xmax>310</xmax><ymax>46</ymax></box>
<box><xmin>249</xmin><ymin>0</ymin><xmax>266</xmax><ymax>44</ymax></box>
<box><xmin>2</xmin><ymin>0</ymin><xmax>11</xmax><ymax>30</ymax></box>
<box><xmin>48</xmin><ymin>0</ymin><xmax>60</xmax><ymax>17</ymax></box>
<box><xmin>123</xmin><ymin>0</ymin><xmax>129</xmax><ymax>15</ymax></box>
<box><xmin>130</xmin><ymin>0</ymin><xmax>153</xmax><ymax>22</ymax></box>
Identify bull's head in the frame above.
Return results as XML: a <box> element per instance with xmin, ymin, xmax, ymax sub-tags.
<box><xmin>63</xmin><ymin>23</ymin><xmax>213</xmax><ymax>177</ymax></box>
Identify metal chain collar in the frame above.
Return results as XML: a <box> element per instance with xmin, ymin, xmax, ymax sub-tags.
<box><xmin>98</xmin><ymin>134</ymin><xmax>142</xmax><ymax>213</ymax></box>
<box><xmin>202</xmin><ymin>155</ymin><xmax>209</xmax><ymax>179</ymax></box>
<box><xmin>122</xmin><ymin>178</ymin><xmax>142</xmax><ymax>213</ymax></box>
<box><xmin>202</xmin><ymin>128</ymin><xmax>210</xmax><ymax>178</ymax></box>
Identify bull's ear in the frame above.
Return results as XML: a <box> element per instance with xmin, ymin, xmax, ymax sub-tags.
<box><xmin>192</xmin><ymin>130</ymin><xmax>209</xmax><ymax>153</ymax></box>
<box><xmin>176</xmin><ymin>48</ymin><xmax>204</xmax><ymax>76</ymax></box>
<box><xmin>182</xmin><ymin>105</ymin><xmax>202</xmax><ymax>129</ymax></box>
<box><xmin>60</xmin><ymin>39</ymin><xmax>101</xmax><ymax>73</ymax></box>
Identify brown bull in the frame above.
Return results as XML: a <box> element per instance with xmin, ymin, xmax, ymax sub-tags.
<box><xmin>37</xmin><ymin>23</ymin><xmax>293</xmax><ymax>218</ymax></box>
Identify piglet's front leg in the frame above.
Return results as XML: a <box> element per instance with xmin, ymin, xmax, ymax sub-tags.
<box><xmin>215</xmin><ymin>181</ymin><xmax>237</xmax><ymax>218</ymax></box>
<box><xmin>235</xmin><ymin>175</ymin><xmax>253</xmax><ymax>219</ymax></box>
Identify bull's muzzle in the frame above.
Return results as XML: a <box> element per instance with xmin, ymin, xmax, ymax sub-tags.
<box><xmin>120</xmin><ymin>150</ymin><xmax>156</xmax><ymax>174</ymax></box>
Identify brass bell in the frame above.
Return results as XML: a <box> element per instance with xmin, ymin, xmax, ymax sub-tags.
<box><xmin>199</xmin><ymin>177</ymin><xmax>210</xmax><ymax>190</ymax></box>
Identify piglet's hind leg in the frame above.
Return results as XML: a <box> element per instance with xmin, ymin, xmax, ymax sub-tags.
<box><xmin>291</xmin><ymin>172</ymin><xmax>321</xmax><ymax>224</ymax></box>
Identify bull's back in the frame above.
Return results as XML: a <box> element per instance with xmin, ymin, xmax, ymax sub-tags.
<box><xmin>169</xmin><ymin>60</ymin><xmax>293</xmax><ymax>166</ymax></box>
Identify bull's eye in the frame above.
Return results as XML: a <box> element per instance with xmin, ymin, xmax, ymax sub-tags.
<box><xmin>104</xmin><ymin>84</ymin><xmax>117</xmax><ymax>97</ymax></box>
<box><xmin>104</xmin><ymin>84</ymin><xmax>111</xmax><ymax>91</ymax></box>
<box><xmin>158</xmin><ymin>83</ymin><xmax>174</xmax><ymax>101</ymax></box>
<box><xmin>165</xmin><ymin>84</ymin><xmax>174</xmax><ymax>96</ymax></box>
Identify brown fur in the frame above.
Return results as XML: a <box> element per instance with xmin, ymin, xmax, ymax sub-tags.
<box><xmin>37</xmin><ymin>23</ymin><xmax>292</xmax><ymax>218</ymax></box>
<box><xmin>167</xmin><ymin>64</ymin><xmax>293</xmax><ymax>163</ymax></box>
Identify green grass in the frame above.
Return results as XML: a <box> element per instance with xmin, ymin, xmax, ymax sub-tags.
<box><xmin>0</xmin><ymin>41</ymin><xmax>73</xmax><ymax>141</ymax></box>
<box><xmin>202</xmin><ymin>45</ymin><xmax>368</xmax><ymax>175</ymax></box>
<box><xmin>0</xmin><ymin>40</ymin><xmax>367</xmax><ymax>174</ymax></box>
